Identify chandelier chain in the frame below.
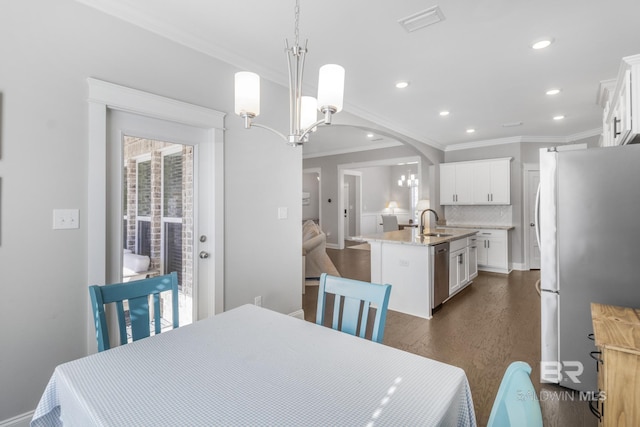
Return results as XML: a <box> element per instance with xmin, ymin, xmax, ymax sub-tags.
<box><xmin>294</xmin><ymin>0</ymin><xmax>300</xmax><ymax>46</ymax></box>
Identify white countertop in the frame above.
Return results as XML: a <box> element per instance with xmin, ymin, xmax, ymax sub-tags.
<box><xmin>442</xmin><ymin>224</ymin><xmax>515</xmax><ymax>231</ymax></box>
<box><xmin>354</xmin><ymin>227</ymin><xmax>478</xmax><ymax>247</ymax></box>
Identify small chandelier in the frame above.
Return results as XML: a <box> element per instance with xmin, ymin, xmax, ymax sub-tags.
<box><xmin>398</xmin><ymin>172</ymin><xmax>419</xmax><ymax>187</ymax></box>
<box><xmin>234</xmin><ymin>0</ymin><xmax>345</xmax><ymax>146</ymax></box>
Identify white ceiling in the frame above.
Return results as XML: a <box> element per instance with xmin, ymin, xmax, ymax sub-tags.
<box><xmin>76</xmin><ymin>0</ymin><xmax>640</xmax><ymax>155</ymax></box>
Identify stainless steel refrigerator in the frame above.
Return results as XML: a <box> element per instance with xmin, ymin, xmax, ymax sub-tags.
<box><xmin>538</xmin><ymin>143</ymin><xmax>640</xmax><ymax>392</ymax></box>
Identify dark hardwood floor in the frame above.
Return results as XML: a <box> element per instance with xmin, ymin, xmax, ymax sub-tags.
<box><xmin>302</xmin><ymin>243</ymin><xmax>596</xmax><ymax>427</ymax></box>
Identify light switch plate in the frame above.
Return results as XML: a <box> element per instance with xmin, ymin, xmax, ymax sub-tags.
<box><xmin>53</xmin><ymin>209</ymin><xmax>80</xmax><ymax>229</ymax></box>
<box><xmin>278</xmin><ymin>207</ymin><xmax>288</xmax><ymax>220</ymax></box>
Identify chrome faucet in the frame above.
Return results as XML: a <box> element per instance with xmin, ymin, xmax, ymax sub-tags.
<box><xmin>420</xmin><ymin>209</ymin><xmax>439</xmax><ymax>234</ymax></box>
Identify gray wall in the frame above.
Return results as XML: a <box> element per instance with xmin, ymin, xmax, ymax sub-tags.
<box><xmin>304</xmin><ymin>144</ymin><xmax>433</xmax><ymax>245</ymax></box>
<box><xmin>0</xmin><ymin>0</ymin><xmax>301</xmax><ymax>420</ymax></box>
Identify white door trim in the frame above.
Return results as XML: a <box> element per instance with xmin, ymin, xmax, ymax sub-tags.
<box><xmin>523</xmin><ymin>163</ymin><xmax>540</xmax><ymax>271</ymax></box>
<box><xmin>87</xmin><ymin>78</ymin><xmax>225</xmax><ymax>353</ymax></box>
<box><xmin>337</xmin><ymin>169</ymin><xmax>363</xmax><ymax>249</ymax></box>
<box><xmin>303</xmin><ymin>167</ymin><xmax>322</xmax><ymax>227</ymax></box>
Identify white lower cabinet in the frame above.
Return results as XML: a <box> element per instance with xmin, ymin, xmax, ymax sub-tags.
<box><xmin>467</xmin><ymin>237</ymin><xmax>478</xmax><ymax>280</ymax></box>
<box><xmin>475</xmin><ymin>229</ymin><xmax>510</xmax><ymax>274</ymax></box>
<box><xmin>449</xmin><ymin>238</ymin><xmax>473</xmax><ymax>296</ymax></box>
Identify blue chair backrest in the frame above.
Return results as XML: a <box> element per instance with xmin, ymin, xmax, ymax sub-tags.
<box><xmin>487</xmin><ymin>361</ymin><xmax>543</xmax><ymax>427</ymax></box>
<box><xmin>316</xmin><ymin>273</ymin><xmax>392</xmax><ymax>343</ymax></box>
<box><xmin>89</xmin><ymin>272</ymin><xmax>179</xmax><ymax>352</ymax></box>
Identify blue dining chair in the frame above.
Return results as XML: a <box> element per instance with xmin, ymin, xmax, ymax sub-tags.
<box><xmin>487</xmin><ymin>361</ymin><xmax>543</xmax><ymax>427</ymax></box>
<box><xmin>316</xmin><ymin>273</ymin><xmax>392</xmax><ymax>343</ymax></box>
<box><xmin>89</xmin><ymin>272</ymin><xmax>179</xmax><ymax>352</ymax></box>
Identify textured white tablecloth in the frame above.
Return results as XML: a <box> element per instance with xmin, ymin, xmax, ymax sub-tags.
<box><xmin>31</xmin><ymin>304</ymin><xmax>476</xmax><ymax>426</ymax></box>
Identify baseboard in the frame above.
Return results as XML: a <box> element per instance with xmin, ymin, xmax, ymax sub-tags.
<box><xmin>511</xmin><ymin>262</ymin><xmax>527</xmax><ymax>271</ymax></box>
<box><xmin>325</xmin><ymin>243</ymin><xmax>339</xmax><ymax>250</ymax></box>
<box><xmin>0</xmin><ymin>411</ymin><xmax>34</xmax><ymax>427</ymax></box>
<box><xmin>478</xmin><ymin>266</ymin><xmax>511</xmax><ymax>274</ymax></box>
<box><xmin>288</xmin><ymin>309</ymin><xmax>305</xmax><ymax>320</ymax></box>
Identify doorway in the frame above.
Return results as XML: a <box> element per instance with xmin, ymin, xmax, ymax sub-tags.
<box><xmin>524</xmin><ymin>166</ymin><xmax>541</xmax><ymax>270</ymax></box>
<box><xmin>339</xmin><ymin>170</ymin><xmax>362</xmax><ymax>249</ymax></box>
<box><xmin>87</xmin><ymin>78</ymin><xmax>225</xmax><ymax>352</ymax></box>
<box><xmin>122</xmin><ymin>137</ymin><xmax>194</xmax><ymax>327</ymax></box>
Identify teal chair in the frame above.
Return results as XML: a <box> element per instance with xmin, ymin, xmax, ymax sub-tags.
<box><xmin>89</xmin><ymin>272</ymin><xmax>179</xmax><ymax>352</ymax></box>
<box><xmin>487</xmin><ymin>361</ymin><xmax>543</xmax><ymax>427</ymax></box>
<box><xmin>316</xmin><ymin>273</ymin><xmax>392</xmax><ymax>343</ymax></box>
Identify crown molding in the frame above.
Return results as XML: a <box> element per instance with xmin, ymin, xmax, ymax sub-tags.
<box><xmin>445</xmin><ymin>128</ymin><xmax>602</xmax><ymax>152</ymax></box>
<box><xmin>303</xmin><ymin>140</ymin><xmax>403</xmax><ymax>159</ymax></box>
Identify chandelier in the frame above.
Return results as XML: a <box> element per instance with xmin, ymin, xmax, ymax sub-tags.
<box><xmin>234</xmin><ymin>0</ymin><xmax>345</xmax><ymax>146</ymax></box>
<box><xmin>398</xmin><ymin>172</ymin><xmax>419</xmax><ymax>187</ymax></box>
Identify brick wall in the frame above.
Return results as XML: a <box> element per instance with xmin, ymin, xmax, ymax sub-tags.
<box><xmin>123</xmin><ymin>137</ymin><xmax>194</xmax><ymax>296</ymax></box>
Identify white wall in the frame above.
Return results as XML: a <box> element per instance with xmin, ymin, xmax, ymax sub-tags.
<box><xmin>0</xmin><ymin>0</ymin><xmax>301</xmax><ymax>421</ymax></box>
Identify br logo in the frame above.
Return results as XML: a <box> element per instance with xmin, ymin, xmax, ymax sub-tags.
<box><xmin>541</xmin><ymin>361</ymin><xmax>584</xmax><ymax>383</ymax></box>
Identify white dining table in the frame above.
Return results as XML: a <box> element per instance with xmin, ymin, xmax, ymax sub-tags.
<box><xmin>31</xmin><ymin>304</ymin><xmax>477</xmax><ymax>426</ymax></box>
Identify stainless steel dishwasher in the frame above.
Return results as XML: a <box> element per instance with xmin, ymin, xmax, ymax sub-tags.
<box><xmin>432</xmin><ymin>242</ymin><xmax>450</xmax><ymax>309</ymax></box>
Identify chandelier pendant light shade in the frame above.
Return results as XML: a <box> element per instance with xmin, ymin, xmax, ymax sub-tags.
<box><xmin>398</xmin><ymin>173</ymin><xmax>419</xmax><ymax>187</ymax></box>
<box><xmin>234</xmin><ymin>0</ymin><xmax>345</xmax><ymax>146</ymax></box>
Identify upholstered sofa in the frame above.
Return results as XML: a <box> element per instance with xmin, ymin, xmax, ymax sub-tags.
<box><xmin>302</xmin><ymin>220</ymin><xmax>340</xmax><ymax>278</ymax></box>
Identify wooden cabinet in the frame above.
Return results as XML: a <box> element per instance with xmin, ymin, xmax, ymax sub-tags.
<box><xmin>599</xmin><ymin>54</ymin><xmax>640</xmax><ymax>147</ymax></box>
<box><xmin>440</xmin><ymin>158</ymin><xmax>511</xmax><ymax>205</ymax></box>
<box><xmin>440</xmin><ymin>162</ymin><xmax>473</xmax><ymax>204</ymax></box>
<box><xmin>475</xmin><ymin>229</ymin><xmax>510</xmax><ymax>274</ymax></box>
<box><xmin>591</xmin><ymin>303</ymin><xmax>640</xmax><ymax>426</ymax></box>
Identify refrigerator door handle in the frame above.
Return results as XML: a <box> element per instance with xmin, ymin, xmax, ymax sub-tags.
<box><xmin>534</xmin><ymin>182</ymin><xmax>542</xmax><ymax>250</ymax></box>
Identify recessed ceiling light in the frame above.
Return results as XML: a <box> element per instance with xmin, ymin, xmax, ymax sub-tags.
<box><xmin>553</xmin><ymin>115</ymin><xmax>565</xmax><ymax>121</ymax></box>
<box><xmin>395</xmin><ymin>81</ymin><xmax>409</xmax><ymax>89</ymax></box>
<box><xmin>546</xmin><ymin>88</ymin><xmax>561</xmax><ymax>95</ymax></box>
<box><xmin>366</xmin><ymin>133</ymin><xmax>374</xmax><ymax>138</ymax></box>
<box><xmin>466</xmin><ymin>128</ymin><xmax>476</xmax><ymax>133</ymax></box>
<box><xmin>531</xmin><ymin>38</ymin><xmax>554</xmax><ymax>50</ymax></box>
<box><xmin>439</xmin><ymin>111</ymin><xmax>450</xmax><ymax>116</ymax></box>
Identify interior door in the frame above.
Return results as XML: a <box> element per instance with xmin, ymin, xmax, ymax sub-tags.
<box><xmin>108</xmin><ymin>110</ymin><xmax>213</xmax><ymax>326</ymax></box>
<box><xmin>343</xmin><ymin>183</ymin><xmax>350</xmax><ymax>239</ymax></box>
<box><xmin>528</xmin><ymin>170</ymin><xmax>541</xmax><ymax>269</ymax></box>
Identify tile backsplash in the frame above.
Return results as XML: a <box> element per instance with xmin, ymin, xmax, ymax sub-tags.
<box><xmin>444</xmin><ymin>205</ymin><xmax>513</xmax><ymax>226</ymax></box>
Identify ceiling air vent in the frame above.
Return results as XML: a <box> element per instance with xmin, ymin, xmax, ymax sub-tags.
<box><xmin>398</xmin><ymin>6</ymin><xmax>445</xmax><ymax>33</ymax></box>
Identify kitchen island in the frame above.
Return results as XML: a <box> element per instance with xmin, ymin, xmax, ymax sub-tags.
<box><xmin>356</xmin><ymin>227</ymin><xmax>478</xmax><ymax>319</ymax></box>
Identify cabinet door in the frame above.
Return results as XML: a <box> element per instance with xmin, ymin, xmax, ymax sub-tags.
<box><xmin>440</xmin><ymin>163</ymin><xmax>457</xmax><ymax>205</ymax></box>
<box><xmin>476</xmin><ymin>237</ymin><xmax>488</xmax><ymax>266</ymax></box>
<box><xmin>455</xmin><ymin>163</ymin><xmax>474</xmax><ymax>204</ymax></box>
<box><xmin>489</xmin><ymin>160</ymin><xmax>510</xmax><ymax>204</ymax></box>
<box><xmin>472</xmin><ymin>162</ymin><xmax>492</xmax><ymax>203</ymax></box>
<box><xmin>457</xmin><ymin>250</ymin><xmax>468</xmax><ymax>287</ymax></box>
<box><xmin>614</xmin><ymin>70</ymin><xmax>632</xmax><ymax>145</ymax></box>
<box><xmin>486</xmin><ymin>237</ymin><xmax>508</xmax><ymax>269</ymax></box>
<box><xmin>467</xmin><ymin>243</ymin><xmax>478</xmax><ymax>280</ymax></box>
<box><xmin>473</xmin><ymin>160</ymin><xmax>510</xmax><ymax>204</ymax></box>
<box><xmin>449</xmin><ymin>250</ymin><xmax>460</xmax><ymax>294</ymax></box>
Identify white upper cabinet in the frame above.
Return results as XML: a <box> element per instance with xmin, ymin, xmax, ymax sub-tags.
<box><xmin>472</xmin><ymin>159</ymin><xmax>510</xmax><ymax>204</ymax></box>
<box><xmin>440</xmin><ymin>158</ymin><xmax>511</xmax><ymax>205</ymax></box>
<box><xmin>599</xmin><ymin>54</ymin><xmax>640</xmax><ymax>147</ymax></box>
<box><xmin>440</xmin><ymin>162</ymin><xmax>473</xmax><ymax>204</ymax></box>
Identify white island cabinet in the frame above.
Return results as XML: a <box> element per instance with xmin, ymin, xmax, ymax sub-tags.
<box><xmin>360</xmin><ymin>228</ymin><xmax>478</xmax><ymax>319</ymax></box>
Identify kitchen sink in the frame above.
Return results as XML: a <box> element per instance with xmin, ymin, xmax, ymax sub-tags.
<box><xmin>423</xmin><ymin>233</ymin><xmax>452</xmax><ymax>237</ymax></box>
